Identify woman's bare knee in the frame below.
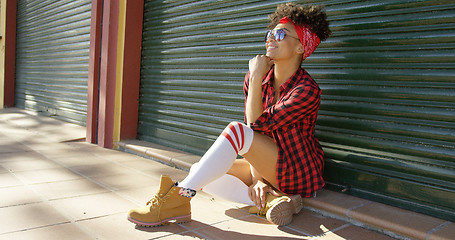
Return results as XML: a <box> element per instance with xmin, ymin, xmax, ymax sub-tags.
<box><xmin>226</xmin><ymin>159</ymin><xmax>253</xmax><ymax>186</ymax></box>
<box><xmin>242</xmin><ymin>132</ymin><xmax>279</xmax><ymax>188</ymax></box>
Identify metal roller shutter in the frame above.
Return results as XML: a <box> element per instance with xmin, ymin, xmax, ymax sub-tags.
<box><xmin>15</xmin><ymin>0</ymin><xmax>92</xmax><ymax>125</ymax></box>
<box><xmin>138</xmin><ymin>0</ymin><xmax>454</xmax><ymax>220</ymax></box>
<box><xmin>139</xmin><ymin>0</ymin><xmax>274</xmax><ymax>152</ymax></box>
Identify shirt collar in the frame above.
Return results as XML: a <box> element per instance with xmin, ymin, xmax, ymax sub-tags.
<box><xmin>280</xmin><ymin>67</ymin><xmax>304</xmax><ymax>92</ymax></box>
<box><xmin>262</xmin><ymin>66</ymin><xmax>305</xmax><ymax>92</ymax></box>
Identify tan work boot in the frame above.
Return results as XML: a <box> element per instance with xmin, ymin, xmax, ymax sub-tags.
<box><xmin>127</xmin><ymin>175</ymin><xmax>193</xmax><ymax>227</ymax></box>
<box><xmin>249</xmin><ymin>194</ymin><xmax>302</xmax><ymax>226</ymax></box>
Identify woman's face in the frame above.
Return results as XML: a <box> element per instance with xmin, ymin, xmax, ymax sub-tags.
<box><xmin>265</xmin><ymin>23</ymin><xmax>302</xmax><ymax>62</ymax></box>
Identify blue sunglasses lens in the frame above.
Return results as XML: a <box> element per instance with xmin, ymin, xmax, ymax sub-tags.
<box><xmin>264</xmin><ymin>29</ymin><xmax>285</xmax><ymax>42</ymax></box>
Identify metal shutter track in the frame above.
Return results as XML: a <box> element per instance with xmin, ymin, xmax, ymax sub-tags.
<box><xmin>139</xmin><ymin>0</ymin><xmax>455</xmax><ymax>220</ymax></box>
<box><xmin>15</xmin><ymin>0</ymin><xmax>91</xmax><ymax>125</ymax></box>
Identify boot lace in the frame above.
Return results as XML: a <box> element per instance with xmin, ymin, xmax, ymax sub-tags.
<box><xmin>146</xmin><ymin>193</ymin><xmax>167</xmax><ymax>206</ymax></box>
<box><xmin>257</xmin><ymin>196</ymin><xmax>287</xmax><ymax>216</ymax></box>
<box><xmin>257</xmin><ymin>200</ymin><xmax>274</xmax><ymax>216</ymax></box>
<box><xmin>145</xmin><ymin>193</ymin><xmax>170</xmax><ymax>224</ymax></box>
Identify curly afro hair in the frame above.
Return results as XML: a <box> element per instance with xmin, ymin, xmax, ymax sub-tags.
<box><xmin>267</xmin><ymin>2</ymin><xmax>331</xmax><ymax>42</ymax></box>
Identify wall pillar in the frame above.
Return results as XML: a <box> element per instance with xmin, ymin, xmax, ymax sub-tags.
<box><xmin>115</xmin><ymin>0</ymin><xmax>143</xmax><ymax>143</ymax></box>
<box><xmin>87</xmin><ymin>0</ymin><xmax>143</xmax><ymax>148</ymax></box>
<box><xmin>1</xmin><ymin>0</ymin><xmax>17</xmax><ymax>108</ymax></box>
<box><xmin>86</xmin><ymin>0</ymin><xmax>103</xmax><ymax>144</ymax></box>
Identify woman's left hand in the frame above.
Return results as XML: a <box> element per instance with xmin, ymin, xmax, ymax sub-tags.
<box><xmin>248</xmin><ymin>179</ymin><xmax>280</xmax><ymax>209</ymax></box>
<box><xmin>248</xmin><ymin>55</ymin><xmax>275</xmax><ymax>82</ymax></box>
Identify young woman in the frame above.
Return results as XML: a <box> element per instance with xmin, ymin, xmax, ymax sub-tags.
<box><xmin>128</xmin><ymin>2</ymin><xmax>331</xmax><ymax>227</ymax></box>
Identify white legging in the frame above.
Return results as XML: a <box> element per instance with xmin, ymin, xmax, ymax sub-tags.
<box><xmin>178</xmin><ymin>121</ymin><xmax>255</xmax><ymax>206</ymax></box>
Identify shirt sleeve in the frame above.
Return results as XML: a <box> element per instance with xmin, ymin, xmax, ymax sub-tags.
<box><xmin>243</xmin><ymin>71</ymin><xmax>250</xmax><ymax>125</ymax></box>
<box><xmin>250</xmin><ymin>83</ymin><xmax>321</xmax><ymax>132</ymax></box>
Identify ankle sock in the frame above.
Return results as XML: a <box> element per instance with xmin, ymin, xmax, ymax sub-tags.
<box><xmin>178</xmin><ymin>187</ymin><xmax>197</xmax><ymax>198</ymax></box>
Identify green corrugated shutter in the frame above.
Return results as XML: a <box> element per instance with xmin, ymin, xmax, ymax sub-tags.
<box><xmin>15</xmin><ymin>0</ymin><xmax>91</xmax><ymax>125</ymax></box>
<box><xmin>138</xmin><ymin>0</ymin><xmax>455</xmax><ymax>220</ymax></box>
<box><xmin>317</xmin><ymin>0</ymin><xmax>455</xmax><ymax>221</ymax></box>
<box><xmin>139</xmin><ymin>0</ymin><xmax>271</xmax><ymax>152</ymax></box>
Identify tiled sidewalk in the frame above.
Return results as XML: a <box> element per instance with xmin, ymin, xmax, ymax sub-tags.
<box><xmin>0</xmin><ymin>108</ymin><xmax>422</xmax><ymax>239</ymax></box>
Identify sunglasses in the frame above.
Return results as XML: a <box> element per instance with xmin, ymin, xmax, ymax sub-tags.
<box><xmin>264</xmin><ymin>29</ymin><xmax>300</xmax><ymax>42</ymax></box>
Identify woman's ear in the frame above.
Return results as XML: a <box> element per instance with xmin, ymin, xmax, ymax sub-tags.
<box><xmin>296</xmin><ymin>46</ymin><xmax>304</xmax><ymax>55</ymax></box>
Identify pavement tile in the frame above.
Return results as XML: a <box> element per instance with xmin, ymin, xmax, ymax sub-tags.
<box><xmin>121</xmin><ymin>159</ymin><xmax>175</xmax><ymax>172</ymax></box>
<box><xmin>51</xmin><ymin>154</ymin><xmax>111</xmax><ymax>167</ymax></box>
<box><xmin>158</xmin><ymin>230</ymin><xmax>207</xmax><ymax>240</ymax></box>
<box><xmin>178</xmin><ymin>194</ymin><xmax>251</xmax><ymax>230</ymax></box>
<box><xmin>287</xmin><ymin>209</ymin><xmax>347</xmax><ymax>237</ymax></box>
<box><xmin>143</xmin><ymin>165</ymin><xmax>189</xmax><ymax>182</ymax></box>
<box><xmin>13</xmin><ymin>168</ymin><xmax>83</xmax><ymax>184</ymax></box>
<box><xmin>0</xmin><ymin>185</ymin><xmax>42</xmax><ymax>207</ymax></box>
<box><xmin>70</xmin><ymin>163</ymin><xmax>137</xmax><ymax>178</ymax></box>
<box><xmin>349</xmin><ymin>202</ymin><xmax>447</xmax><ymax>240</ymax></box>
<box><xmin>317</xmin><ymin>224</ymin><xmax>396</xmax><ymax>240</ymax></box>
<box><xmin>194</xmin><ymin>215</ymin><xmax>312</xmax><ymax>240</ymax></box>
<box><xmin>92</xmin><ymin>148</ymin><xmax>146</xmax><ymax>162</ymax></box>
<box><xmin>0</xmin><ymin>165</ymin><xmax>8</xmax><ymax>174</ymax></box>
<box><xmin>0</xmin><ymin>128</ymin><xmax>36</xmax><ymax>141</ymax></box>
<box><xmin>28</xmin><ymin>178</ymin><xmax>110</xmax><ymax>200</ymax></box>
<box><xmin>0</xmin><ymin>223</ymin><xmax>94</xmax><ymax>240</ymax></box>
<box><xmin>117</xmin><ymin>186</ymin><xmax>159</xmax><ymax>205</ymax></box>
<box><xmin>0</xmin><ymin>202</ymin><xmax>69</xmax><ymax>234</ymax></box>
<box><xmin>37</xmin><ymin>147</ymin><xmax>100</xmax><ymax>160</ymax></box>
<box><xmin>1</xmin><ymin>158</ymin><xmax>61</xmax><ymax>172</ymax></box>
<box><xmin>122</xmin><ymin>140</ymin><xmax>188</xmax><ymax>158</ymax></box>
<box><xmin>120</xmin><ymin>141</ymin><xmax>194</xmax><ymax>166</ymax></box>
<box><xmin>0</xmin><ymin>152</ymin><xmax>45</xmax><ymax>163</ymax></box>
<box><xmin>0</xmin><ymin>143</ymin><xmax>30</xmax><ymax>154</ymax></box>
<box><xmin>91</xmin><ymin>172</ymin><xmax>156</xmax><ymax>191</ymax></box>
<box><xmin>49</xmin><ymin>192</ymin><xmax>133</xmax><ymax>221</ymax></box>
<box><xmin>171</xmin><ymin>155</ymin><xmax>200</xmax><ymax>169</ymax></box>
<box><xmin>64</xmin><ymin>141</ymin><xmax>97</xmax><ymax>147</ymax></box>
<box><xmin>77</xmin><ymin>212</ymin><xmax>189</xmax><ymax>240</ymax></box>
<box><xmin>428</xmin><ymin>221</ymin><xmax>455</xmax><ymax>240</ymax></box>
<box><xmin>0</xmin><ymin>173</ymin><xmax>24</xmax><ymax>188</ymax></box>
<box><xmin>23</xmin><ymin>142</ymin><xmax>77</xmax><ymax>151</ymax></box>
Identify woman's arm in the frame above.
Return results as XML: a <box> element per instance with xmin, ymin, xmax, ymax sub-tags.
<box><xmin>248</xmin><ymin>164</ymin><xmax>279</xmax><ymax>208</ymax></box>
<box><xmin>250</xmin><ymin>83</ymin><xmax>321</xmax><ymax>132</ymax></box>
<box><xmin>245</xmin><ymin>75</ymin><xmax>263</xmax><ymax>127</ymax></box>
<box><xmin>245</xmin><ymin>55</ymin><xmax>274</xmax><ymax>127</ymax></box>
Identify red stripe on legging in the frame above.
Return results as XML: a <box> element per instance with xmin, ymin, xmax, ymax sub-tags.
<box><xmin>228</xmin><ymin>124</ymin><xmax>240</xmax><ymax>152</ymax></box>
<box><xmin>222</xmin><ymin>132</ymin><xmax>238</xmax><ymax>154</ymax></box>
<box><xmin>238</xmin><ymin>123</ymin><xmax>244</xmax><ymax>151</ymax></box>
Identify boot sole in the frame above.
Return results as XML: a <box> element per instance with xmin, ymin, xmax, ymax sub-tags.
<box><xmin>127</xmin><ymin>214</ymin><xmax>191</xmax><ymax>227</ymax></box>
<box><xmin>289</xmin><ymin>194</ymin><xmax>303</xmax><ymax>214</ymax></box>
<box><xmin>266</xmin><ymin>200</ymin><xmax>293</xmax><ymax>226</ymax></box>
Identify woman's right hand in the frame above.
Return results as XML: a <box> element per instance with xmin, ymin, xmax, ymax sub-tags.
<box><xmin>248</xmin><ymin>179</ymin><xmax>280</xmax><ymax>209</ymax></box>
<box><xmin>248</xmin><ymin>55</ymin><xmax>274</xmax><ymax>82</ymax></box>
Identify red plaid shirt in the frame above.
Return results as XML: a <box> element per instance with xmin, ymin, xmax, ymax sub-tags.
<box><xmin>243</xmin><ymin>67</ymin><xmax>324</xmax><ymax>197</ymax></box>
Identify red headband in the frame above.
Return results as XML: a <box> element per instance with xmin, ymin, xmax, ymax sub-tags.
<box><xmin>279</xmin><ymin>17</ymin><xmax>320</xmax><ymax>61</ymax></box>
